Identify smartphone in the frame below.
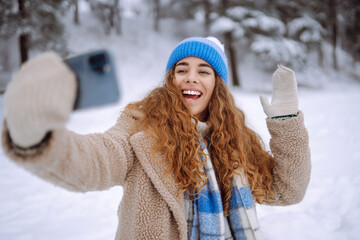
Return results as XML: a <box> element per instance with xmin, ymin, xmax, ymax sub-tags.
<box><xmin>64</xmin><ymin>49</ymin><xmax>120</xmax><ymax>110</ymax></box>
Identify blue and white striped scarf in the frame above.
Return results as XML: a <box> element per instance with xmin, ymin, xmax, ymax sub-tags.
<box><xmin>185</xmin><ymin>123</ymin><xmax>263</xmax><ymax>240</ymax></box>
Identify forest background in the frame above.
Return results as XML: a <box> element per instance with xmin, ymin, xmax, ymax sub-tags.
<box><xmin>0</xmin><ymin>0</ymin><xmax>359</xmax><ymax>89</ymax></box>
<box><xmin>0</xmin><ymin>0</ymin><xmax>360</xmax><ymax>240</ymax></box>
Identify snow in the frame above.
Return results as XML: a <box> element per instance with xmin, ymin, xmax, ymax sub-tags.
<box><xmin>242</xmin><ymin>15</ymin><xmax>285</xmax><ymax>35</ymax></box>
<box><xmin>210</xmin><ymin>16</ymin><xmax>237</xmax><ymax>33</ymax></box>
<box><xmin>210</xmin><ymin>14</ymin><xmax>245</xmax><ymax>38</ymax></box>
<box><xmin>226</xmin><ymin>6</ymin><xmax>253</xmax><ymax>21</ymax></box>
<box><xmin>226</xmin><ymin>6</ymin><xmax>263</xmax><ymax>21</ymax></box>
<box><xmin>228</xmin><ymin>8</ymin><xmax>285</xmax><ymax>36</ymax></box>
<box><xmin>1</xmin><ymin>9</ymin><xmax>360</xmax><ymax>240</ymax></box>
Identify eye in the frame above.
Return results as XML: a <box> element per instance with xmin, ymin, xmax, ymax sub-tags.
<box><xmin>175</xmin><ymin>68</ymin><xmax>186</xmax><ymax>74</ymax></box>
<box><xmin>200</xmin><ymin>71</ymin><xmax>210</xmax><ymax>75</ymax></box>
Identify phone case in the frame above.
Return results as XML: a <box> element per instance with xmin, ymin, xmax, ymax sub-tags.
<box><xmin>64</xmin><ymin>49</ymin><xmax>120</xmax><ymax>110</ymax></box>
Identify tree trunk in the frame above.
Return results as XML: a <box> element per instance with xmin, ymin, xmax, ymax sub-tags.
<box><xmin>203</xmin><ymin>0</ymin><xmax>210</xmax><ymax>35</ymax></box>
<box><xmin>18</xmin><ymin>0</ymin><xmax>29</xmax><ymax>64</ymax></box>
<box><xmin>153</xmin><ymin>0</ymin><xmax>160</xmax><ymax>32</ymax></box>
<box><xmin>73</xmin><ymin>0</ymin><xmax>80</xmax><ymax>25</ymax></box>
<box><xmin>219</xmin><ymin>0</ymin><xmax>228</xmax><ymax>15</ymax></box>
<box><xmin>19</xmin><ymin>35</ymin><xmax>29</xmax><ymax>64</ymax></box>
<box><xmin>317</xmin><ymin>43</ymin><xmax>324</xmax><ymax>68</ymax></box>
<box><xmin>110</xmin><ymin>8</ymin><xmax>114</xmax><ymax>28</ymax></box>
<box><xmin>115</xmin><ymin>0</ymin><xmax>121</xmax><ymax>35</ymax></box>
<box><xmin>224</xmin><ymin>32</ymin><xmax>240</xmax><ymax>87</ymax></box>
<box><xmin>329</xmin><ymin>0</ymin><xmax>338</xmax><ymax>70</ymax></box>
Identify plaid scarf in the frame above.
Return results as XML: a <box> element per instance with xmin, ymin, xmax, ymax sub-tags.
<box><xmin>185</xmin><ymin>123</ymin><xmax>264</xmax><ymax>240</ymax></box>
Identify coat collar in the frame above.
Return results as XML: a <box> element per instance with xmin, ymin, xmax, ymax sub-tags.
<box><xmin>129</xmin><ymin>131</ymin><xmax>187</xmax><ymax>240</ymax></box>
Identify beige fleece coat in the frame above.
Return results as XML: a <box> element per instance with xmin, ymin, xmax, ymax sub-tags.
<box><xmin>1</xmin><ymin>110</ymin><xmax>311</xmax><ymax>240</ymax></box>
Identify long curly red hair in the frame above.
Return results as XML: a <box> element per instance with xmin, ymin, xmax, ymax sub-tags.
<box><xmin>125</xmin><ymin>68</ymin><xmax>275</xmax><ymax>215</ymax></box>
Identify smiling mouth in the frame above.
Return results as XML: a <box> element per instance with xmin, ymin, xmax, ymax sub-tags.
<box><xmin>182</xmin><ymin>90</ymin><xmax>202</xmax><ymax>100</ymax></box>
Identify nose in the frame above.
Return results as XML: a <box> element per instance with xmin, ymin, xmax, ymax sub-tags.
<box><xmin>185</xmin><ymin>70</ymin><xmax>198</xmax><ymax>83</ymax></box>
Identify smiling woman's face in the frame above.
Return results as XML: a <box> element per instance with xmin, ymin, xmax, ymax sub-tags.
<box><xmin>173</xmin><ymin>57</ymin><xmax>216</xmax><ymax>121</ymax></box>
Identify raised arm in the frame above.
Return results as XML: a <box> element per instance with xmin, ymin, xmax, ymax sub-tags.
<box><xmin>260</xmin><ymin>66</ymin><xmax>311</xmax><ymax>205</ymax></box>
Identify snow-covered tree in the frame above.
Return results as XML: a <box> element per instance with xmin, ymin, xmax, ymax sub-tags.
<box><xmin>0</xmin><ymin>0</ymin><xmax>68</xmax><ymax>65</ymax></box>
<box><xmin>339</xmin><ymin>0</ymin><xmax>360</xmax><ymax>63</ymax></box>
<box><xmin>30</xmin><ymin>2</ymin><xmax>68</xmax><ymax>55</ymax></box>
<box><xmin>251</xmin><ymin>36</ymin><xmax>307</xmax><ymax>70</ymax></box>
<box><xmin>0</xmin><ymin>1</ymin><xmax>18</xmax><ymax>39</ymax></box>
<box><xmin>273</xmin><ymin>0</ymin><xmax>307</xmax><ymax>25</ymax></box>
<box><xmin>288</xmin><ymin>16</ymin><xmax>324</xmax><ymax>45</ymax></box>
<box><xmin>225</xmin><ymin>6</ymin><xmax>306</xmax><ymax>70</ymax></box>
<box><xmin>288</xmin><ymin>15</ymin><xmax>325</xmax><ymax>67</ymax></box>
<box><xmin>87</xmin><ymin>0</ymin><xmax>122</xmax><ymax>35</ymax></box>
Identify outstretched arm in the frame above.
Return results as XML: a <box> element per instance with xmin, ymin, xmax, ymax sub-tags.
<box><xmin>2</xmin><ymin>53</ymin><xmax>136</xmax><ymax>192</ymax></box>
<box><xmin>2</xmin><ymin>113</ymin><xmax>137</xmax><ymax>192</ymax></box>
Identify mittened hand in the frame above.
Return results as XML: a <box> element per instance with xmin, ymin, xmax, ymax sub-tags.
<box><xmin>4</xmin><ymin>52</ymin><xmax>77</xmax><ymax>148</ymax></box>
<box><xmin>260</xmin><ymin>65</ymin><xmax>299</xmax><ymax>118</ymax></box>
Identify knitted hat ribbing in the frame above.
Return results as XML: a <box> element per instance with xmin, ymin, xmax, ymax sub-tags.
<box><xmin>166</xmin><ymin>37</ymin><xmax>228</xmax><ymax>83</ymax></box>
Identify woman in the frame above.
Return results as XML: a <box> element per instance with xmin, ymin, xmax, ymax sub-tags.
<box><xmin>2</xmin><ymin>37</ymin><xmax>311</xmax><ymax>240</ymax></box>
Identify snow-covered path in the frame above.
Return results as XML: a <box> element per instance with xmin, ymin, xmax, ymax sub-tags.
<box><xmin>1</xmin><ymin>83</ymin><xmax>359</xmax><ymax>240</ymax></box>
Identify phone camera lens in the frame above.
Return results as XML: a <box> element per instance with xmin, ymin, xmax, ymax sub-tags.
<box><xmin>89</xmin><ymin>53</ymin><xmax>109</xmax><ymax>74</ymax></box>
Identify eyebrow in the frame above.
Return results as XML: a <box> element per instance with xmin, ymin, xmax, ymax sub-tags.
<box><xmin>175</xmin><ymin>62</ymin><xmax>213</xmax><ymax>69</ymax></box>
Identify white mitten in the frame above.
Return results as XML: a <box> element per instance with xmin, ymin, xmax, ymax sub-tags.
<box><xmin>4</xmin><ymin>52</ymin><xmax>77</xmax><ymax>148</ymax></box>
<box><xmin>260</xmin><ymin>65</ymin><xmax>299</xmax><ymax>118</ymax></box>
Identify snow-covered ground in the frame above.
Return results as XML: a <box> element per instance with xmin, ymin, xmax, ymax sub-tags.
<box><xmin>1</xmin><ymin>11</ymin><xmax>360</xmax><ymax>240</ymax></box>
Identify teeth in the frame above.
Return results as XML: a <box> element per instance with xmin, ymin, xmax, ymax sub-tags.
<box><xmin>182</xmin><ymin>90</ymin><xmax>201</xmax><ymax>96</ymax></box>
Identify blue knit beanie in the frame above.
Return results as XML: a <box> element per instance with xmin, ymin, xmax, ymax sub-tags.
<box><xmin>166</xmin><ymin>37</ymin><xmax>228</xmax><ymax>83</ymax></box>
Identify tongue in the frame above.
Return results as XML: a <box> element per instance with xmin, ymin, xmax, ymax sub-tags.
<box><xmin>184</xmin><ymin>94</ymin><xmax>199</xmax><ymax>100</ymax></box>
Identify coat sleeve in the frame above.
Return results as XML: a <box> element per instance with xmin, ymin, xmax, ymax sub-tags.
<box><xmin>1</xmin><ymin>111</ymin><xmax>138</xmax><ymax>192</ymax></box>
<box><xmin>263</xmin><ymin>111</ymin><xmax>311</xmax><ymax>206</ymax></box>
